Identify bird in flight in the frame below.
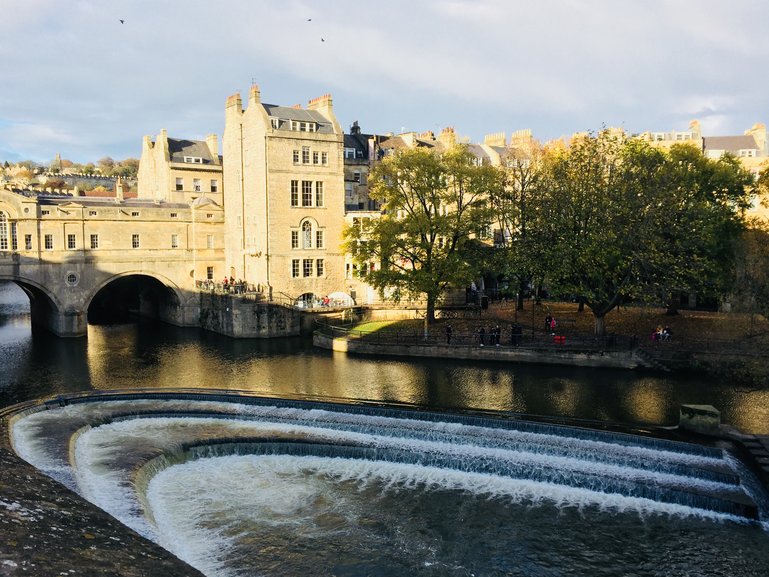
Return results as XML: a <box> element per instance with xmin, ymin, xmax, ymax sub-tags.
<box><xmin>119</xmin><ymin>19</ymin><xmax>124</xmax><ymax>24</ymax></box>
<box><xmin>321</xmin><ymin>38</ymin><xmax>325</xmax><ymax>42</ymax></box>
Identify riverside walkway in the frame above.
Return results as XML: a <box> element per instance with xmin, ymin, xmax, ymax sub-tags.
<box><xmin>313</xmin><ymin>322</ymin><xmax>652</xmax><ymax>370</ymax></box>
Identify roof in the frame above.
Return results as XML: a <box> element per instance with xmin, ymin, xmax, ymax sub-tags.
<box><xmin>167</xmin><ymin>138</ymin><xmax>218</xmax><ymax>164</ymax></box>
<box><xmin>261</xmin><ymin>104</ymin><xmax>335</xmax><ymax>134</ymax></box>
<box><xmin>703</xmin><ymin>135</ymin><xmax>759</xmax><ymax>153</ymax></box>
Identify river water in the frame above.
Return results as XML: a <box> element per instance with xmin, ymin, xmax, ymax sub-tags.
<box><xmin>3</xmin><ymin>280</ymin><xmax>769</xmax><ymax>577</ymax></box>
<box><xmin>2</xmin><ymin>282</ymin><xmax>768</xmax><ymax>434</ymax></box>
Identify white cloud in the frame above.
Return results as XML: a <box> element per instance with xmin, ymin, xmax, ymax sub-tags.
<box><xmin>0</xmin><ymin>0</ymin><xmax>767</xmax><ymax>162</ymax></box>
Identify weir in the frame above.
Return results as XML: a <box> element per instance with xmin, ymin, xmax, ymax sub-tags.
<box><xmin>5</xmin><ymin>392</ymin><xmax>769</xmax><ymax>577</ymax></box>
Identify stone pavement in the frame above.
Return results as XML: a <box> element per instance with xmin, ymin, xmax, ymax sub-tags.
<box><xmin>0</xmin><ymin>447</ymin><xmax>204</xmax><ymax>577</ymax></box>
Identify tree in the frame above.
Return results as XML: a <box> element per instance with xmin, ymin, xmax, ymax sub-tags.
<box><xmin>492</xmin><ymin>141</ymin><xmax>549</xmax><ymax>311</ymax></box>
<box><xmin>97</xmin><ymin>156</ymin><xmax>115</xmax><ymax>175</ymax></box>
<box><xmin>535</xmin><ymin>131</ymin><xmax>752</xmax><ymax>335</ymax></box>
<box><xmin>345</xmin><ymin>146</ymin><xmax>499</xmax><ymax>335</ymax></box>
<box><xmin>732</xmin><ymin>222</ymin><xmax>769</xmax><ymax>323</ymax></box>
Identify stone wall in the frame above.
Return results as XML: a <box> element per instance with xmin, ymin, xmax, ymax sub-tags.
<box><xmin>198</xmin><ymin>293</ymin><xmax>300</xmax><ymax>338</ymax></box>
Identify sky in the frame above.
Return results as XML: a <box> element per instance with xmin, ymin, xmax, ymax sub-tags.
<box><xmin>0</xmin><ymin>0</ymin><xmax>767</xmax><ymax>164</ymax></box>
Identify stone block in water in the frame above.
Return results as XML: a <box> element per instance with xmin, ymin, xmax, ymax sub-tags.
<box><xmin>679</xmin><ymin>404</ymin><xmax>721</xmax><ymax>435</ymax></box>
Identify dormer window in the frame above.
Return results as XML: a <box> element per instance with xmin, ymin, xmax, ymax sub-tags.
<box><xmin>271</xmin><ymin>118</ymin><xmax>280</xmax><ymax>129</ymax></box>
<box><xmin>183</xmin><ymin>156</ymin><xmax>203</xmax><ymax>164</ymax></box>
<box><xmin>290</xmin><ymin>121</ymin><xmax>317</xmax><ymax>132</ymax></box>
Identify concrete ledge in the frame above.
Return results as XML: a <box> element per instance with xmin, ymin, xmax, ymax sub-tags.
<box><xmin>313</xmin><ymin>332</ymin><xmax>643</xmax><ymax>369</ymax></box>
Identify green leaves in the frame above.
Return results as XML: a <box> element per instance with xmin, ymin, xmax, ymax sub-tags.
<box><xmin>344</xmin><ymin>146</ymin><xmax>499</xmax><ymax>324</ymax></box>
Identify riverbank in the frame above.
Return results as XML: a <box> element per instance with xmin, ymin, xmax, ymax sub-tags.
<box><xmin>328</xmin><ymin>301</ymin><xmax>769</xmax><ymax>385</ymax></box>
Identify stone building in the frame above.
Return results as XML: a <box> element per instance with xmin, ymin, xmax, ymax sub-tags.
<box><xmin>222</xmin><ymin>85</ymin><xmax>347</xmax><ymax>305</ymax></box>
<box><xmin>137</xmin><ymin>129</ymin><xmax>223</xmax><ymax>206</ymax></box>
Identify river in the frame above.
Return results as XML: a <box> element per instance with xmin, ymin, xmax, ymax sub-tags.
<box><xmin>3</xmin><ymin>280</ymin><xmax>769</xmax><ymax>577</ymax></box>
<box><xmin>1</xmin><ymin>281</ymin><xmax>768</xmax><ymax>434</ymax></box>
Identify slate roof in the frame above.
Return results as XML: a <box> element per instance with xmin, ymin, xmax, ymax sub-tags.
<box><xmin>262</xmin><ymin>104</ymin><xmax>335</xmax><ymax>133</ymax></box>
<box><xmin>167</xmin><ymin>138</ymin><xmax>219</xmax><ymax>165</ymax></box>
<box><xmin>703</xmin><ymin>135</ymin><xmax>759</xmax><ymax>153</ymax></box>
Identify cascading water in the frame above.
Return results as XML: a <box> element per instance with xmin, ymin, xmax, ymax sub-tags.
<box><xmin>9</xmin><ymin>393</ymin><xmax>769</xmax><ymax>577</ymax></box>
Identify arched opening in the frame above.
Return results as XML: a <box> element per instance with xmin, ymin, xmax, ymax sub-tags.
<box><xmin>294</xmin><ymin>292</ymin><xmax>317</xmax><ymax>308</ymax></box>
<box><xmin>0</xmin><ymin>210</ymin><xmax>18</xmax><ymax>251</ymax></box>
<box><xmin>88</xmin><ymin>275</ymin><xmax>180</xmax><ymax>324</ymax></box>
<box><xmin>0</xmin><ymin>279</ymin><xmax>65</xmax><ymax>334</ymax></box>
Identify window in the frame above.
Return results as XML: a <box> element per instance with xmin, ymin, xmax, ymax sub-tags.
<box><xmin>25</xmin><ymin>234</ymin><xmax>32</xmax><ymax>250</ymax></box>
<box><xmin>316</xmin><ymin>259</ymin><xmax>324</xmax><ymax>277</ymax></box>
<box><xmin>302</xmin><ymin>146</ymin><xmax>310</xmax><ymax>164</ymax></box>
<box><xmin>291</xmin><ymin>259</ymin><xmax>300</xmax><ymax>278</ymax></box>
<box><xmin>193</xmin><ymin>179</ymin><xmax>202</xmax><ymax>192</ymax></box>
<box><xmin>291</xmin><ymin>230</ymin><xmax>299</xmax><ymax>249</ymax></box>
<box><xmin>89</xmin><ymin>210</ymin><xmax>97</xmax><ymax>216</ymax></box>
<box><xmin>206</xmin><ymin>213</ymin><xmax>213</xmax><ymax>219</ymax></box>
<box><xmin>67</xmin><ymin>234</ymin><xmax>76</xmax><ymax>250</ymax></box>
<box><xmin>313</xmin><ymin>151</ymin><xmax>319</xmax><ymax>165</ymax></box>
<box><xmin>171</xmin><ymin>234</ymin><xmax>179</xmax><ymax>248</ymax></box>
<box><xmin>206</xmin><ymin>235</ymin><xmax>214</xmax><ymax>249</ymax></box>
<box><xmin>175</xmin><ymin>178</ymin><xmax>184</xmax><ymax>191</ymax></box>
<box><xmin>90</xmin><ymin>234</ymin><xmax>99</xmax><ymax>249</ymax></box>
<box><xmin>170</xmin><ymin>212</ymin><xmax>178</xmax><ymax>218</ymax></box>
<box><xmin>0</xmin><ymin>212</ymin><xmax>8</xmax><ymax>250</ymax></box>
<box><xmin>132</xmin><ymin>234</ymin><xmax>140</xmax><ymax>249</ymax></box>
<box><xmin>44</xmin><ymin>234</ymin><xmax>53</xmax><ymax>250</ymax></box>
<box><xmin>131</xmin><ymin>211</ymin><xmax>140</xmax><ymax>217</ymax></box>
<box><xmin>66</xmin><ymin>273</ymin><xmax>78</xmax><ymax>286</ymax></box>
<box><xmin>210</xmin><ymin>179</ymin><xmax>218</xmax><ymax>193</ymax></box>
<box><xmin>183</xmin><ymin>156</ymin><xmax>203</xmax><ymax>163</ymax></box>
<box><xmin>315</xmin><ymin>181</ymin><xmax>324</xmax><ymax>207</ymax></box>
<box><xmin>271</xmin><ymin>118</ymin><xmax>280</xmax><ymax>129</ymax></box>
<box><xmin>315</xmin><ymin>230</ymin><xmax>324</xmax><ymax>249</ymax></box>
<box><xmin>353</xmin><ymin>171</ymin><xmax>361</xmax><ymax>183</ymax></box>
<box><xmin>321</xmin><ymin>152</ymin><xmax>328</xmax><ymax>165</ymax></box>
<box><xmin>206</xmin><ymin>266</ymin><xmax>214</xmax><ymax>280</ymax></box>
<box><xmin>302</xmin><ymin>221</ymin><xmax>312</xmax><ymax>249</ymax></box>
<box><xmin>344</xmin><ymin>147</ymin><xmax>356</xmax><ymax>159</ymax></box>
<box><xmin>41</xmin><ymin>210</ymin><xmax>50</xmax><ymax>216</ymax></box>
<box><xmin>290</xmin><ymin>180</ymin><xmax>299</xmax><ymax>207</ymax></box>
<box><xmin>303</xmin><ymin>258</ymin><xmax>313</xmax><ymax>277</ymax></box>
<box><xmin>302</xmin><ymin>181</ymin><xmax>313</xmax><ymax>206</ymax></box>
<box><xmin>293</xmin><ymin>150</ymin><xmax>300</xmax><ymax>164</ymax></box>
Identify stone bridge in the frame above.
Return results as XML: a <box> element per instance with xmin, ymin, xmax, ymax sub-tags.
<box><xmin>0</xmin><ymin>249</ymin><xmax>202</xmax><ymax>337</ymax></box>
<box><xmin>0</xmin><ymin>188</ymin><xmax>220</xmax><ymax>337</ymax></box>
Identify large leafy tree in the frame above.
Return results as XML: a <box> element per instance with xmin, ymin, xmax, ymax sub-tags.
<box><xmin>535</xmin><ymin>131</ymin><xmax>752</xmax><ymax>335</ymax></box>
<box><xmin>491</xmin><ymin>142</ymin><xmax>549</xmax><ymax>310</ymax></box>
<box><xmin>345</xmin><ymin>146</ymin><xmax>499</xmax><ymax>334</ymax></box>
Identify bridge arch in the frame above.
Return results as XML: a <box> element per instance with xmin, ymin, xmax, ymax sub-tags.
<box><xmin>0</xmin><ymin>275</ymin><xmax>77</xmax><ymax>336</ymax></box>
<box><xmin>86</xmin><ymin>272</ymin><xmax>191</xmax><ymax>326</ymax></box>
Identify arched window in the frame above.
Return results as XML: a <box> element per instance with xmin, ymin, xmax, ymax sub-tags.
<box><xmin>0</xmin><ymin>212</ymin><xmax>9</xmax><ymax>251</ymax></box>
<box><xmin>302</xmin><ymin>221</ymin><xmax>313</xmax><ymax>249</ymax></box>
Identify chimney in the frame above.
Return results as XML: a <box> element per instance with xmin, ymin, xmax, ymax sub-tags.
<box><xmin>226</xmin><ymin>92</ymin><xmax>243</xmax><ymax>114</ymax></box>
<box><xmin>206</xmin><ymin>134</ymin><xmax>219</xmax><ymax>159</ymax></box>
<box><xmin>249</xmin><ymin>83</ymin><xmax>261</xmax><ymax>105</ymax></box>
<box><xmin>307</xmin><ymin>93</ymin><xmax>333</xmax><ymax>118</ymax></box>
<box><xmin>115</xmin><ymin>176</ymin><xmax>124</xmax><ymax>200</ymax></box>
<box><xmin>484</xmin><ymin>132</ymin><xmax>506</xmax><ymax>147</ymax></box>
<box><xmin>438</xmin><ymin>127</ymin><xmax>456</xmax><ymax>148</ymax></box>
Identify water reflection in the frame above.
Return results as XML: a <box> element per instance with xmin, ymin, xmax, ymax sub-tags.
<box><xmin>1</xmin><ymin>280</ymin><xmax>768</xmax><ymax>434</ymax></box>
